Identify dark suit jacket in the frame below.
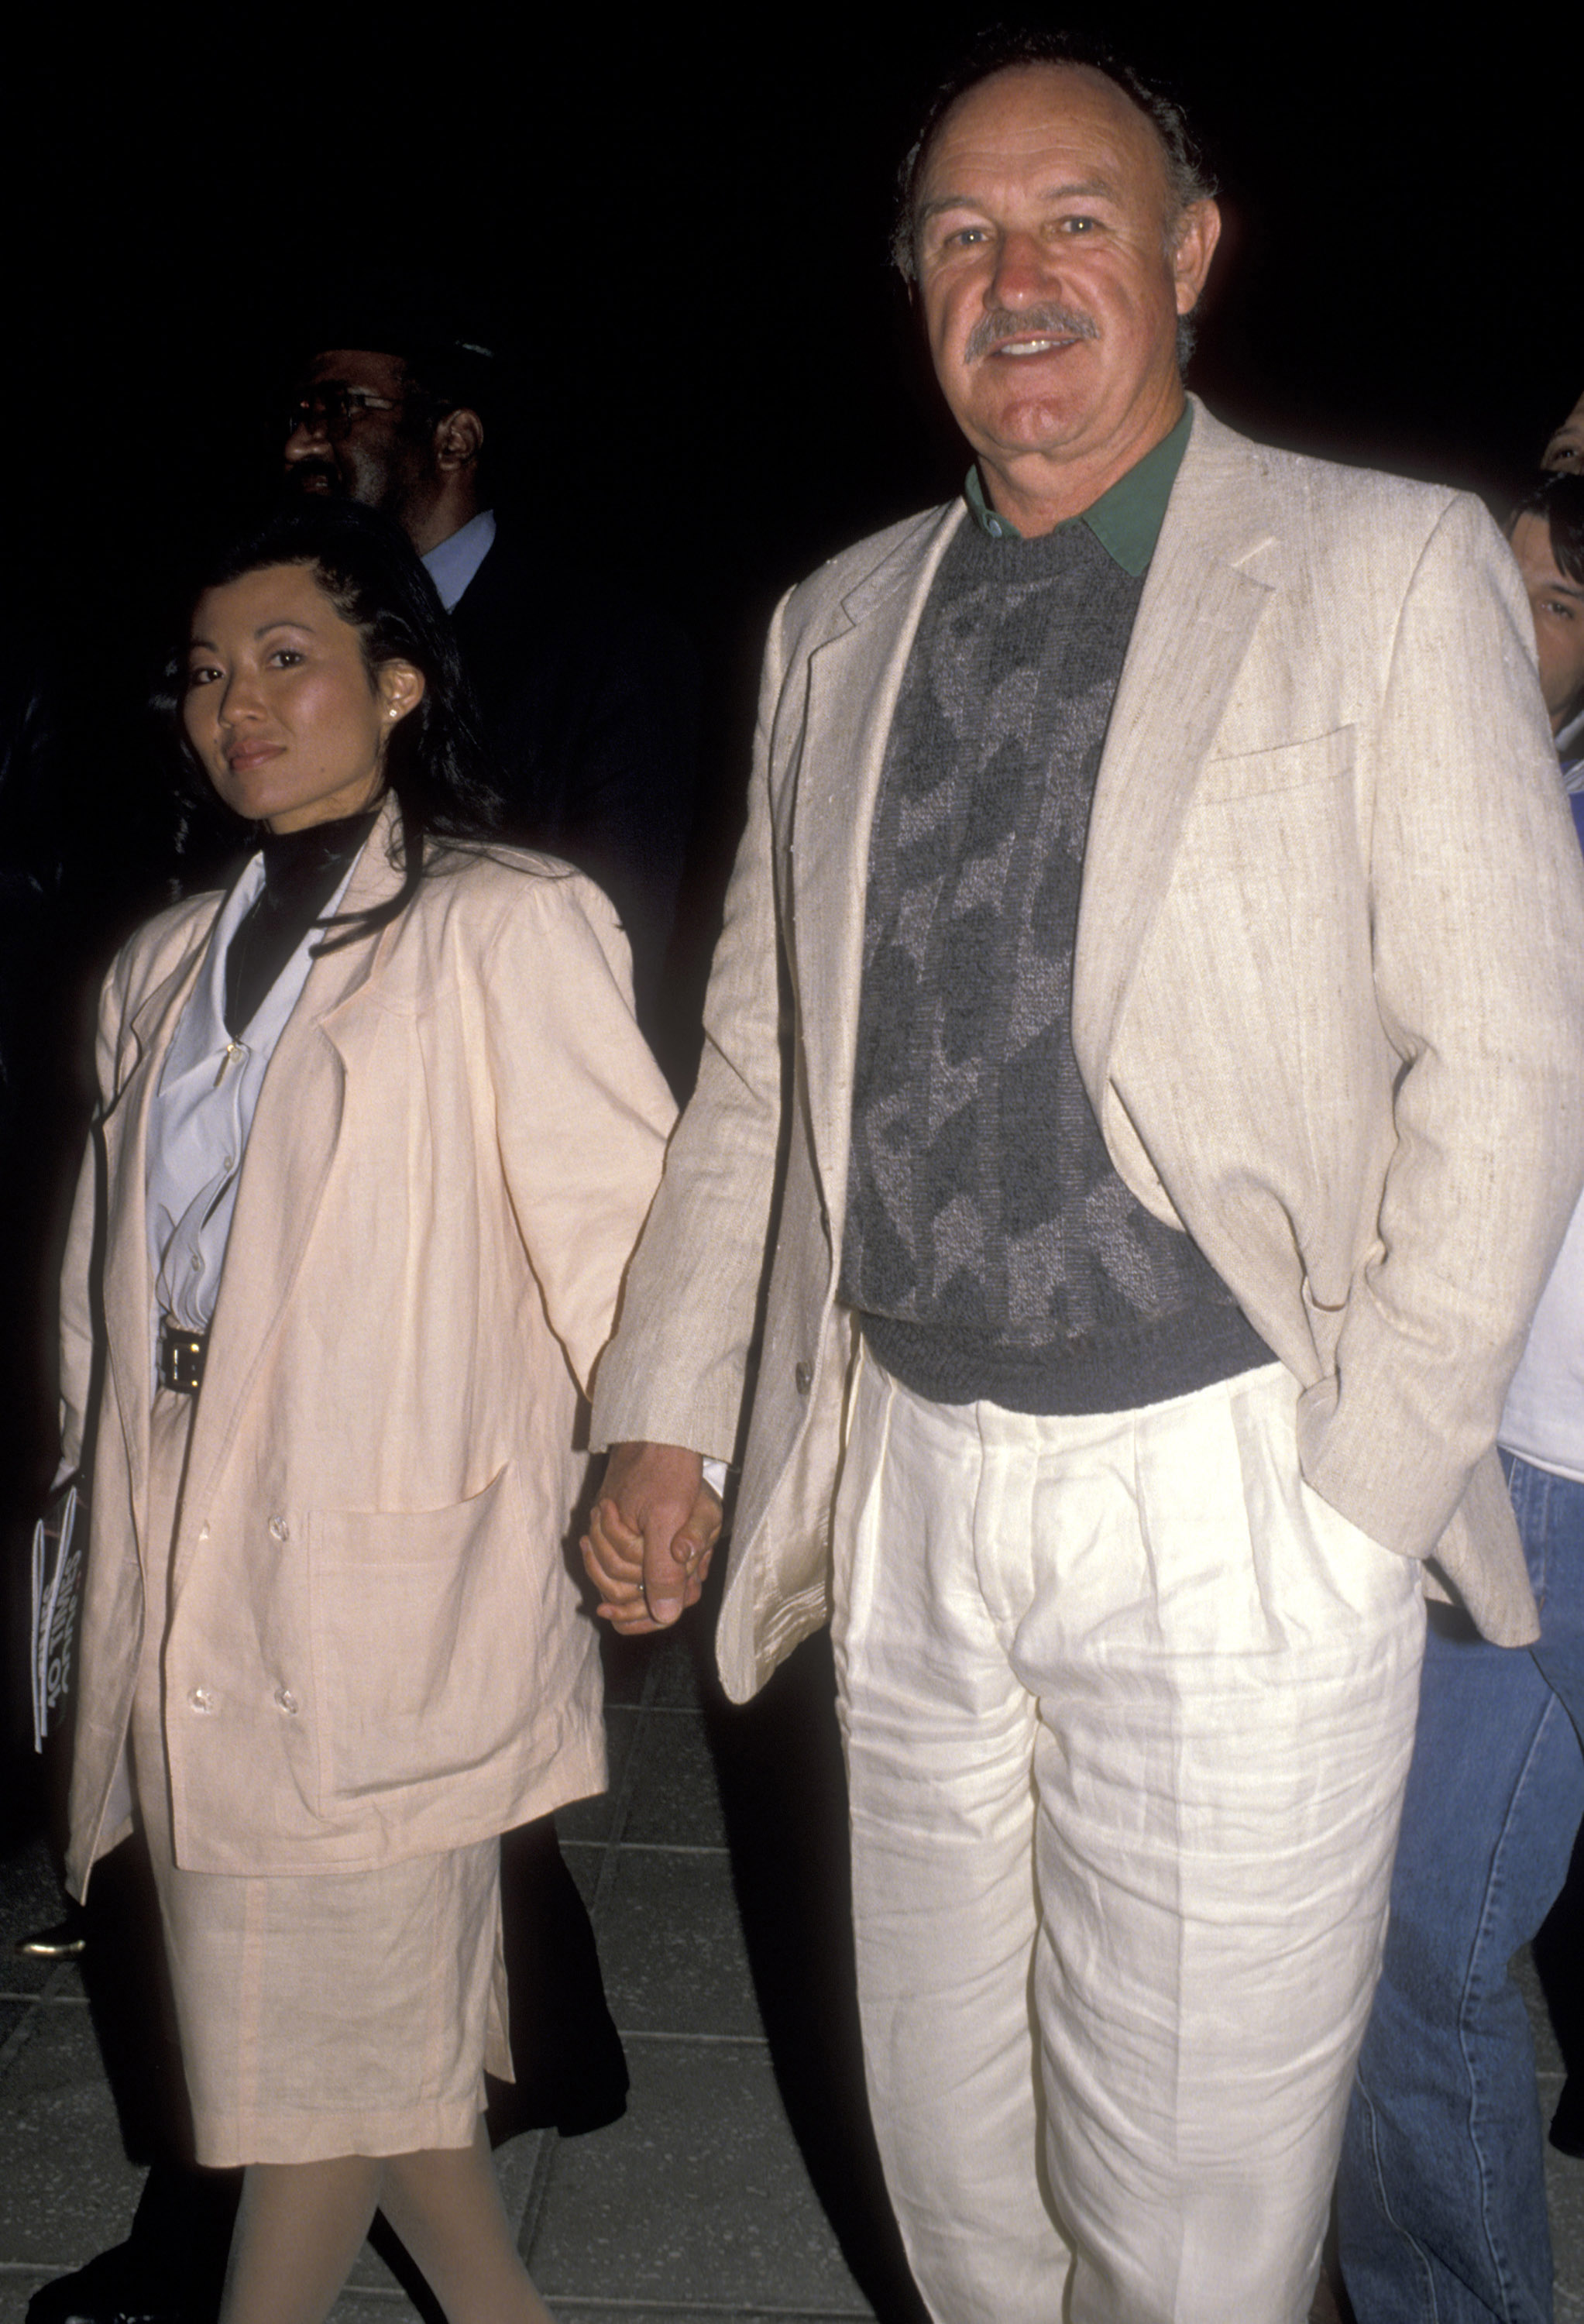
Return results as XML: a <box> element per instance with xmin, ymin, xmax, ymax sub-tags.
<box><xmin>448</xmin><ymin>521</ymin><xmax>699</xmax><ymax>1059</ymax></box>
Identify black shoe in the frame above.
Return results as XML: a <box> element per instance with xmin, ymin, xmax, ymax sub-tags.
<box><xmin>15</xmin><ymin>1913</ymin><xmax>87</xmax><ymax>1961</ymax></box>
<box><xmin>25</xmin><ymin>2241</ymin><xmax>211</xmax><ymax>2324</ymax></box>
<box><xmin>1551</xmin><ymin>2075</ymin><xmax>1584</xmax><ymax>2159</ymax></box>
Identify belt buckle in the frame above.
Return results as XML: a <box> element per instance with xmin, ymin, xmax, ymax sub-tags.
<box><xmin>159</xmin><ymin>1322</ymin><xmax>207</xmax><ymax>1394</ymax></box>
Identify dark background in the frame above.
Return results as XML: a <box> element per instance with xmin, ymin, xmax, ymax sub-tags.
<box><xmin>3</xmin><ymin>7</ymin><xmax>1578</xmax><ymax>672</ymax></box>
<box><xmin>1</xmin><ymin>5</ymin><xmax>1579</xmax><ymax>1816</ymax></box>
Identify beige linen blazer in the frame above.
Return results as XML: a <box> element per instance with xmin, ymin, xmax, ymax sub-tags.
<box><xmin>61</xmin><ymin>803</ymin><xmax>674</xmax><ymax>1893</ymax></box>
<box><xmin>593</xmin><ymin>402</ymin><xmax>1584</xmax><ymax>1700</ymax></box>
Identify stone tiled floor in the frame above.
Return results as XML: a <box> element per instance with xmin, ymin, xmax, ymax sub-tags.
<box><xmin>0</xmin><ymin>1616</ymin><xmax>923</xmax><ymax>2323</ymax></box>
<box><xmin>1</xmin><ymin>1614</ymin><xmax>1580</xmax><ymax>2322</ymax></box>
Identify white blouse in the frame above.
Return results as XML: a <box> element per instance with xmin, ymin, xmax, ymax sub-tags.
<box><xmin>144</xmin><ymin>841</ymin><xmax>365</xmax><ymax>1382</ymax></box>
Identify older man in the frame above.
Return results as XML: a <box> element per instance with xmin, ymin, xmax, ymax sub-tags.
<box><xmin>584</xmin><ymin>32</ymin><xmax>1584</xmax><ymax>2324</ymax></box>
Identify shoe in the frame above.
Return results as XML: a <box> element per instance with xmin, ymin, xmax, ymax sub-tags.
<box><xmin>15</xmin><ymin>1915</ymin><xmax>87</xmax><ymax>1961</ymax></box>
<box><xmin>24</xmin><ymin>2243</ymin><xmax>206</xmax><ymax>2324</ymax></box>
<box><xmin>1551</xmin><ymin>2074</ymin><xmax>1584</xmax><ymax>2158</ymax></box>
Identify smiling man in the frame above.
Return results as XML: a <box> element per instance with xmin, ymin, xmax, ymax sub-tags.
<box><xmin>583</xmin><ymin>29</ymin><xmax>1584</xmax><ymax>2322</ymax></box>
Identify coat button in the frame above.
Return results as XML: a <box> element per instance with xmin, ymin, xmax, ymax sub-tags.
<box><xmin>275</xmin><ymin>1686</ymin><xmax>298</xmax><ymax>1715</ymax></box>
<box><xmin>794</xmin><ymin>1360</ymin><xmax>813</xmax><ymax>1395</ymax></box>
<box><xmin>268</xmin><ymin>1516</ymin><xmax>290</xmax><ymax>1543</ymax></box>
<box><xmin>188</xmin><ymin>1686</ymin><xmax>212</xmax><ymax>1713</ymax></box>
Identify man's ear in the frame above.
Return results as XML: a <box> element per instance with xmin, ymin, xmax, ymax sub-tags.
<box><xmin>433</xmin><ymin>407</ymin><xmax>483</xmax><ymax>473</ymax></box>
<box><xmin>1172</xmin><ymin>198</ymin><xmax>1222</xmax><ymax>315</ymax></box>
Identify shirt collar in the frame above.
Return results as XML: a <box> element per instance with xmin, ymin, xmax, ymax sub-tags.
<box><xmin>1557</xmin><ymin>700</ymin><xmax>1584</xmax><ymax>789</ymax></box>
<box><xmin>963</xmin><ymin>403</ymin><xmax>1193</xmax><ymax>575</ymax></box>
<box><xmin>421</xmin><ymin>507</ymin><xmax>497</xmax><ymax>613</ymax></box>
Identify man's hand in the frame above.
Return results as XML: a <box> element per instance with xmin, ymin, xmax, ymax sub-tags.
<box><xmin>582</xmin><ymin>1441</ymin><xmax>722</xmax><ymax>1633</ymax></box>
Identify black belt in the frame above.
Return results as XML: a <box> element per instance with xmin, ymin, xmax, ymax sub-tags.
<box><xmin>158</xmin><ymin>1319</ymin><xmax>208</xmax><ymax>1394</ymax></box>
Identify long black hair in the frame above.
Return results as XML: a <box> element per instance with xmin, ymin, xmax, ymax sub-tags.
<box><xmin>156</xmin><ymin>500</ymin><xmax>504</xmax><ymax>943</ymax></box>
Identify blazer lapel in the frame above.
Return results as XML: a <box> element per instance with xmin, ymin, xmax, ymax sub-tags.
<box><xmin>176</xmin><ymin>801</ymin><xmax>405</xmax><ymax>1539</ymax></box>
<box><xmin>1071</xmin><ymin>405</ymin><xmax>1278</xmax><ymax>1100</ymax></box>
<box><xmin>99</xmin><ymin>930</ymin><xmax>217</xmax><ymax>1541</ymax></box>
<box><xmin>793</xmin><ymin>503</ymin><xmax>964</xmax><ymax>1202</ymax></box>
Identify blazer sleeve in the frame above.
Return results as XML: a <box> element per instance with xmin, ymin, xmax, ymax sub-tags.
<box><xmin>589</xmin><ymin>595</ymin><xmax>795</xmax><ymax>1461</ymax></box>
<box><xmin>1296</xmin><ymin>491</ymin><xmax>1584</xmax><ymax>1555</ymax></box>
<box><xmin>57</xmin><ymin>955</ymin><xmax>128</xmax><ymax>1477</ymax></box>
<box><xmin>478</xmin><ymin>868</ymin><xmax>676</xmax><ymax>1396</ymax></box>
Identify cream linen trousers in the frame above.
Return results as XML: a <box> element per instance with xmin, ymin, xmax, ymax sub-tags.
<box><xmin>831</xmin><ymin>1353</ymin><xmax>1426</xmax><ymax>2324</ymax></box>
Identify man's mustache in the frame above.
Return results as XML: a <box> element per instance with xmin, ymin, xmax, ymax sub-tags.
<box><xmin>964</xmin><ymin>304</ymin><xmax>1098</xmax><ymax>363</ymax></box>
<box><xmin>281</xmin><ymin>459</ymin><xmax>344</xmax><ymax>493</ymax></box>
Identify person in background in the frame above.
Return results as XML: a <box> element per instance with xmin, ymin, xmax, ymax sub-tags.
<box><xmin>1545</xmin><ymin>389</ymin><xmax>1584</xmax><ymax>478</ymax></box>
<box><xmin>1338</xmin><ymin>469</ymin><xmax>1584</xmax><ymax>2324</ymax></box>
<box><xmin>281</xmin><ymin>305</ymin><xmax>698</xmax><ymax>1069</ymax></box>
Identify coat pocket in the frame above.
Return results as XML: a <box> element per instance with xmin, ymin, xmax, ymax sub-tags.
<box><xmin>1195</xmin><ymin>726</ymin><xmax>1355</xmax><ymax>803</ymax></box>
<box><xmin>307</xmin><ymin>1464</ymin><xmax>534</xmax><ymax>1801</ymax></box>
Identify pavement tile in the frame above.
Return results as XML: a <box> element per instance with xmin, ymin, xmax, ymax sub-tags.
<box><xmin>600</xmin><ymin>1630</ymin><xmax>661</xmax><ymax>1708</ymax></box>
<box><xmin>546</xmin><ymin>2311</ymin><xmax>874</xmax><ymax>2321</ymax></box>
<box><xmin>0</xmin><ymin>1840</ymin><xmax>77</xmax><ymax>1999</ymax></box>
<box><xmin>557</xmin><ymin>1708</ymin><xmax>640</xmax><ymax>1844</ymax></box>
<box><xmin>558</xmin><ymin>1841</ymin><xmax>603</xmax><ymax>1917</ymax></box>
<box><xmin>600</xmin><ymin>1622</ymin><xmax>714</xmax><ymax>1714</ymax></box>
<box><xmin>596</xmin><ymin>1851</ymin><xmax>761</xmax><ymax>2038</ymax></box>
<box><xmin>524</xmin><ymin>2037</ymin><xmax>872</xmax><ymax>2315</ymax></box>
<box><xmin>622</xmin><ymin>1721</ymin><xmax>730</xmax><ymax>1850</ymax></box>
<box><xmin>0</xmin><ymin>2268</ymin><xmax>64</xmax><ymax>2324</ymax></box>
<box><xmin>0</xmin><ymin>2004</ymin><xmax>143</xmax><ymax>2266</ymax></box>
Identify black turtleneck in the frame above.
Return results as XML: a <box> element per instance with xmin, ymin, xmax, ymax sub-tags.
<box><xmin>222</xmin><ymin>810</ymin><xmax>379</xmax><ymax>1039</ymax></box>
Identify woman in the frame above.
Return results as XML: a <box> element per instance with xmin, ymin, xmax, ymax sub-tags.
<box><xmin>56</xmin><ymin>501</ymin><xmax>675</xmax><ymax>2324</ymax></box>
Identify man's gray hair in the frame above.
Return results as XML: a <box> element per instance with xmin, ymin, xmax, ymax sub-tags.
<box><xmin>891</xmin><ymin>26</ymin><xmax>1216</xmax><ymax>284</ymax></box>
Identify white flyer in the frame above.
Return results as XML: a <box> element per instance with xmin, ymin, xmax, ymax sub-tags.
<box><xmin>30</xmin><ymin>1483</ymin><xmax>82</xmax><ymax>1752</ymax></box>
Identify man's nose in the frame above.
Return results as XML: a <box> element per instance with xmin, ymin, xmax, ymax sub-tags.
<box><xmin>283</xmin><ymin>404</ymin><xmax>328</xmax><ymax>462</ymax></box>
<box><xmin>988</xmin><ymin>229</ymin><xmax>1053</xmax><ymax>308</ymax></box>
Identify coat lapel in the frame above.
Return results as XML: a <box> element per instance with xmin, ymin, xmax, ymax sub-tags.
<box><xmin>792</xmin><ymin>504</ymin><xmax>964</xmax><ymax>1200</ymax></box>
<box><xmin>99</xmin><ymin>926</ymin><xmax>218</xmax><ymax>1539</ymax></box>
<box><xmin>176</xmin><ymin>800</ymin><xmax>406</xmax><ymax>1539</ymax></box>
<box><xmin>1071</xmin><ymin>404</ymin><xmax>1279</xmax><ymax>1100</ymax></box>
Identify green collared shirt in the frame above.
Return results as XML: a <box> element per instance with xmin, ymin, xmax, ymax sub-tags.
<box><xmin>963</xmin><ymin>402</ymin><xmax>1192</xmax><ymax>575</ymax></box>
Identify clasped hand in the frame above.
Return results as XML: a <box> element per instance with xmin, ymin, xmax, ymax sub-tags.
<box><xmin>581</xmin><ymin>1441</ymin><xmax>723</xmax><ymax>1633</ymax></box>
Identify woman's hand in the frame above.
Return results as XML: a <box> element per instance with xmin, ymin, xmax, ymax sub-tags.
<box><xmin>582</xmin><ymin>1442</ymin><xmax>722</xmax><ymax>1633</ymax></box>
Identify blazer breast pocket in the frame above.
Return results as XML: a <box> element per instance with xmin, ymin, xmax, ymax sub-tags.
<box><xmin>1170</xmin><ymin>725</ymin><xmax>1364</xmax><ymax>914</ymax></box>
<box><xmin>307</xmin><ymin>1463</ymin><xmax>531</xmax><ymax>1803</ymax></box>
<box><xmin>1195</xmin><ymin>725</ymin><xmax>1356</xmax><ymax>804</ymax></box>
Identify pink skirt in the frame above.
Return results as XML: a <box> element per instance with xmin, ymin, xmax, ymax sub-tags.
<box><xmin>130</xmin><ymin>1390</ymin><xmax>510</xmax><ymax>2167</ymax></box>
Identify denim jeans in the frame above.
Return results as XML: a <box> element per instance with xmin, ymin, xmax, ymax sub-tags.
<box><xmin>1337</xmin><ymin>1454</ymin><xmax>1584</xmax><ymax>2322</ymax></box>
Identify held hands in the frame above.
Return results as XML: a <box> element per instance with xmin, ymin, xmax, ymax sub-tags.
<box><xmin>582</xmin><ymin>1442</ymin><xmax>722</xmax><ymax>1633</ymax></box>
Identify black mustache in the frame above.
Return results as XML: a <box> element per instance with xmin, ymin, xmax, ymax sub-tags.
<box><xmin>964</xmin><ymin>305</ymin><xmax>1097</xmax><ymax>363</ymax></box>
<box><xmin>281</xmin><ymin>459</ymin><xmax>344</xmax><ymax>493</ymax></box>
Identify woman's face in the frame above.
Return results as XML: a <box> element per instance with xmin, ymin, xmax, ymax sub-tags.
<box><xmin>184</xmin><ymin>562</ymin><xmax>424</xmax><ymax>834</ymax></box>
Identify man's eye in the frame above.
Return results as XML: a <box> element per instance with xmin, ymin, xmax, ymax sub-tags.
<box><xmin>1060</xmin><ymin>215</ymin><xmax>1098</xmax><ymax>234</ymax></box>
